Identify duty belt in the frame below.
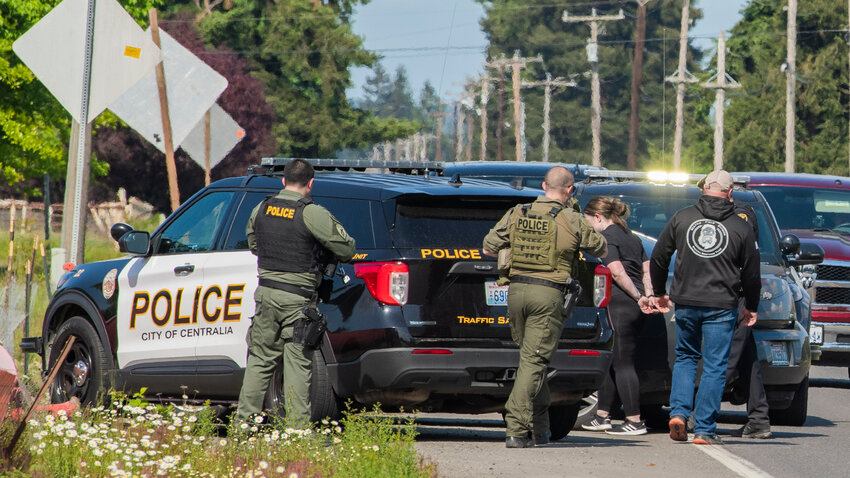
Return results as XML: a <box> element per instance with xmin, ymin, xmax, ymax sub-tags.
<box><xmin>258</xmin><ymin>278</ymin><xmax>314</xmax><ymax>298</ymax></box>
<box><xmin>510</xmin><ymin>275</ymin><xmax>568</xmax><ymax>293</ymax></box>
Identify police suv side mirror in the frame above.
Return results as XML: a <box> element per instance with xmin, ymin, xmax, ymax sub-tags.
<box><xmin>788</xmin><ymin>242</ymin><xmax>825</xmax><ymax>267</ymax></box>
<box><xmin>119</xmin><ymin>231</ymin><xmax>151</xmax><ymax>256</ymax></box>
<box><xmin>779</xmin><ymin>234</ymin><xmax>801</xmax><ymax>255</ymax></box>
<box><xmin>110</xmin><ymin>222</ymin><xmax>134</xmax><ymax>242</ymax></box>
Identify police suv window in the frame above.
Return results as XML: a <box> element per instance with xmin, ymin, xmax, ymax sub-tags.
<box><xmin>223</xmin><ymin>192</ymin><xmax>269</xmax><ymax>251</ymax></box>
<box><xmin>156</xmin><ymin>191</ymin><xmax>235</xmax><ymax>254</ymax></box>
<box><xmin>393</xmin><ymin>196</ymin><xmax>530</xmax><ymax>248</ymax></box>
<box><xmin>313</xmin><ymin>198</ymin><xmax>376</xmax><ymax>249</ymax></box>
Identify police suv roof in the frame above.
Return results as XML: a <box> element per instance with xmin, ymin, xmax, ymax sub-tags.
<box><xmin>443</xmin><ymin>161</ymin><xmax>605</xmax><ymax>180</ymax></box>
<box><xmin>211</xmin><ymin>172</ymin><xmax>541</xmax><ymax>201</ymax></box>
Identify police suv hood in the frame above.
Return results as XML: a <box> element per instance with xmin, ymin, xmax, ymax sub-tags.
<box><xmin>694</xmin><ymin>195</ymin><xmax>735</xmax><ymax>222</ymax></box>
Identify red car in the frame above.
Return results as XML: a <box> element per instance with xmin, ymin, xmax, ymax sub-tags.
<box><xmin>742</xmin><ymin>172</ymin><xmax>850</xmax><ymax>374</ymax></box>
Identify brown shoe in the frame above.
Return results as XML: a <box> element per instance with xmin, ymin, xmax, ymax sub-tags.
<box><xmin>669</xmin><ymin>415</ymin><xmax>687</xmax><ymax>442</ymax></box>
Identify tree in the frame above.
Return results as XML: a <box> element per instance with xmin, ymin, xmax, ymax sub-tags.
<box><xmin>476</xmin><ymin>0</ymin><xmax>708</xmax><ymax>169</ymax></box>
<box><xmin>723</xmin><ymin>0</ymin><xmax>849</xmax><ymax>175</ymax></box>
<box><xmin>198</xmin><ymin>0</ymin><xmax>417</xmax><ymax>157</ymax></box>
<box><xmin>359</xmin><ymin>62</ymin><xmax>393</xmax><ymax>113</ymax></box>
<box><xmin>0</xmin><ymin>0</ymin><xmax>162</xmax><ymax>197</ymax></box>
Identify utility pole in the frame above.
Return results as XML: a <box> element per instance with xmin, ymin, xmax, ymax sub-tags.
<box><xmin>786</xmin><ymin>0</ymin><xmax>798</xmax><ymax>172</ymax></box>
<box><xmin>627</xmin><ymin>1</ymin><xmax>652</xmax><ymax>171</ymax></box>
<box><xmin>522</xmin><ymin>73</ymin><xmax>577</xmax><ymax>162</ymax></box>
<box><xmin>701</xmin><ymin>32</ymin><xmax>740</xmax><ymax>170</ymax></box>
<box><xmin>479</xmin><ymin>74</ymin><xmax>491</xmax><ymax>161</ymax></box>
<box><xmin>508</xmin><ymin>51</ymin><xmax>543</xmax><ymax>162</ymax></box>
<box><xmin>563</xmin><ymin>8</ymin><xmax>625</xmax><ymax>167</ymax></box>
<box><xmin>430</xmin><ymin>109</ymin><xmax>448</xmax><ymax>162</ymax></box>
<box><xmin>454</xmin><ymin>101</ymin><xmax>463</xmax><ymax>161</ymax></box>
<box><xmin>484</xmin><ymin>56</ymin><xmax>517</xmax><ymax>161</ymax></box>
<box><xmin>666</xmin><ymin>0</ymin><xmax>698</xmax><ymax>170</ymax></box>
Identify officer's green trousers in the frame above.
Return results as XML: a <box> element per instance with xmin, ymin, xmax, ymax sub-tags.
<box><xmin>237</xmin><ymin>285</ymin><xmax>313</xmax><ymax>426</ymax></box>
<box><xmin>504</xmin><ymin>282</ymin><xmax>565</xmax><ymax>438</ymax></box>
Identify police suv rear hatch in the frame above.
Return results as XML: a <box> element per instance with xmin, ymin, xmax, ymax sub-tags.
<box><xmin>378</xmin><ymin>193</ymin><xmax>607</xmax><ymax>343</ymax></box>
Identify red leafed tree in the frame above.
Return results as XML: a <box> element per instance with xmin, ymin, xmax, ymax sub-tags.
<box><xmin>91</xmin><ymin>12</ymin><xmax>276</xmax><ymax>213</ymax></box>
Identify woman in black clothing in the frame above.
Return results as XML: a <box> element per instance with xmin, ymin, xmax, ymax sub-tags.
<box><xmin>581</xmin><ymin>196</ymin><xmax>654</xmax><ymax>436</ymax></box>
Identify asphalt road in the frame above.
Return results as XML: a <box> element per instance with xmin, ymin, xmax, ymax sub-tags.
<box><xmin>413</xmin><ymin>366</ymin><xmax>850</xmax><ymax>478</ymax></box>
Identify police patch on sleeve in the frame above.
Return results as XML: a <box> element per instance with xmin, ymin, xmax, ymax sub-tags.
<box><xmin>336</xmin><ymin>223</ymin><xmax>350</xmax><ymax>240</ymax></box>
<box><xmin>686</xmin><ymin>219</ymin><xmax>729</xmax><ymax>258</ymax></box>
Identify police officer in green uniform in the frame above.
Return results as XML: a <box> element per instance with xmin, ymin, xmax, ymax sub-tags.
<box><xmin>236</xmin><ymin>159</ymin><xmax>356</xmax><ymax>427</ymax></box>
<box><xmin>483</xmin><ymin>166</ymin><xmax>607</xmax><ymax>448</ymax></box>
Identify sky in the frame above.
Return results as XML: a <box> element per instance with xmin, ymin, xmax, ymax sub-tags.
<box><xmin>348</xmin><ymin>0</ymin><xmax>749</xmax><ymax>102</ymax></box>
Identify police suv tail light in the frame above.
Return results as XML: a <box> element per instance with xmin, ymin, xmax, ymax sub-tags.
<box><xmin>593</xmin><ymin>265</ymin><xmax>612</xmax><ymax>308</ymax></box>
<box><xmin>354</xmin><ymin>262</ymin><xmax>409</xmax><ymax>306</ymax></box>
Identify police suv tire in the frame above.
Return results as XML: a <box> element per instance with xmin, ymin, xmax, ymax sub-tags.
<box><xmin>310</xmin><ymin>351</ymin><xmax>342</xmax><ymax>421</ymax></box>
<box><xmin>263</xmin><ymin>350</ymin><xmax>342</xmax><ymax>422</ymax></box>
<box><xmin>549</xmin><ymin>402</ymin><xmax>580</xmax><ymax>441</ymax></box>
<box><xmin>769</xmin><ymin>375</ymin><xmax>808</xmax><ymax>426</ymax></box>
<box><xmin>48</xmin><ymin>317</ymin><xmax>113</xmax><ymax>406</ymax></box>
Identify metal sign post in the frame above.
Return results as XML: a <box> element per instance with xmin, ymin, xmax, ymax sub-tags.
<box><xmin>67</xmin><ymin>0</ymin><xmax>97</xmax><ymax>265</ymax></box>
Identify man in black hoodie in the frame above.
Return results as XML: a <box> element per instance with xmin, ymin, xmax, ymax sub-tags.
<box><xmin>649</xmin><ymin>170</ymin><xmax>761</xmax><ymax>445</ymax></box>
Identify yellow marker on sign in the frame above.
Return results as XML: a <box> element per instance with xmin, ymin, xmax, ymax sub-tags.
<box><xmin>124</xmin><ymin>46</ymin><xmax>141</xmax><ymax>59</ymax></box>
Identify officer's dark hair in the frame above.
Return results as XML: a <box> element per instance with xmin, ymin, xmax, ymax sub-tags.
<box><xmin>584</xmin><ymin>196</ymin><xmax>631</xmax><ymax>232</ymax></box>
<box><xmin>543</xmin><ymin>166</ymin><xmax>574</xmax><ymax>192</ymax></box>
<box><xmin>284</xmin><ymin>159</ymin><xmax>314</xmax><ymax>187</ymax></box>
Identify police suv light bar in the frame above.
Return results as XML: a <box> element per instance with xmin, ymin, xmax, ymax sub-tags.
<box><xmin>258</xmin><ymin>157</ymin><xmax>445</xmax><ymax>175</ymax></box>
<box><xmin>585</xmin><ymin>169</ymin><xmax>750</xmax><ymax>186</ymax></box>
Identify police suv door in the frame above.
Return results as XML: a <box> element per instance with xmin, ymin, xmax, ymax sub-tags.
<box><xmin>192</xmin><ymin>191</ymin><xmax>268</xmax><ymax>398</ymax></box>
<box><xmin>116</xmin><ymin>191</ymin><xmax>236</xmax><ymax>397</ymax></box>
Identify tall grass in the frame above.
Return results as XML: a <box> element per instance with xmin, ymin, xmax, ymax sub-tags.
<box><xmin>1</xmin><ymin>399</ymin><xmax>434</xmax><ymax>477</ymax></box>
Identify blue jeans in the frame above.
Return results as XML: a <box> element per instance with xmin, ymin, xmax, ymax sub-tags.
<box><xmin>670</xmin><ymin>305</ymin><xmax>737</xmax><ymax>436</ymax></box>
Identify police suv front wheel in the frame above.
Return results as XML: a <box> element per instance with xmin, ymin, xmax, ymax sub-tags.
<box><xmin>48</xmin><ymin>317</ymin><xmax>113</xmax><ymax>405</ymax></box>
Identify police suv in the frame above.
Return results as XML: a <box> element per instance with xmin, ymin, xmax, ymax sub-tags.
<box><xmin>23</xmin><ymin>159</ymin><xmax>614</xmax><ymax>440</ymax></box>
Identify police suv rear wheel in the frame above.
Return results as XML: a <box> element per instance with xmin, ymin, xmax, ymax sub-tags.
<box><xmin>264</xmin><ymin>350</ymin><xmax>342</xmax><ymax>422</ymax></box>
<box><xmin>48</xmin><ymin>317</ymin><xmax>112</xmax><ymax>405</ymax></box>
<box><xmin>549</xmin><ymin>402</ymin><xmax>580</xmax><ymax>441</ymax></box>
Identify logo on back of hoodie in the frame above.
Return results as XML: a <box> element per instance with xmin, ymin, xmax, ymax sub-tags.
<box><xmin>686</xmin><ymin>219</ymin><xmax>729</xmax><ymax>258</ymax></box>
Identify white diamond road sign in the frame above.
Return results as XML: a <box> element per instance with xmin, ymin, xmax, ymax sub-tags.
<box><xmin>12</xmin><ymin>0</ymin><xmax>161</xmax><ymax>124</ymax></box>
<box><xmin>181</xmin><ymin>103</ymin><xmax>245</xmax><ymax>170</ymax></box>
<box><xmin>108</xmin><ymin>30</ymin><xmax>228</xmax><ymax>153</ymax></box>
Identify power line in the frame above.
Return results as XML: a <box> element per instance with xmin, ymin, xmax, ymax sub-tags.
<box><xmin>179</xmin><ymin>28</ymin><xmax>850</xmax><ymax>57</ymax></box>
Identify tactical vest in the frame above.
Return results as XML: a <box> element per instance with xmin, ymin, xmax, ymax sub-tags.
<box><xmin>254</xmin><ymin>196</ymin><xmax>320</xmax><ymax>273</ymax></box>
<box><xmin>509</xmin><ymin>203</ymin><xmax>564</xmax><ymax>272</ymax></box>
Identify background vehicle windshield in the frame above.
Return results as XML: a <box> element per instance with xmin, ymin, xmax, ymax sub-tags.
<box><xmin>392</xmin><ymin>196</ymin><xmax>531</xmax><ymax>248</ymax></box>
<box><xmin>579</xmin><ymin>188</ymin><xmax>782</xmax><ymax>265</ymax></box>
<box><xmin>753</xmin><ymin>186</ymin><xmax>850</xmax><ymax>232</ymax></box>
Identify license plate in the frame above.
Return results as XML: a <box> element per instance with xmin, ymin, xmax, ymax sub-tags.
<box><xmin>809</xmin><ymin>324</ymin><xmax>823</xmax><ymax>345</ymax></box>
<box><xmin>485</xmin><ymin>281</ymin><xmax>509</xmax><ymax>306</ymax></box>
<box><xmin>770</xmin><ymin>342</ymin><xmax>790</xmax><ymax>366</ymax></box>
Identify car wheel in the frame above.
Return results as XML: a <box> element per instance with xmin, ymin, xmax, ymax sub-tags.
<box><xmin>549</xmin><ymin>402</ymin><xmax>580</xmax><ymax>441</ymax></box>
<box><xmin>264</xmin><ymin>350</ymin><xmax>342</xmax><ymax>422</ymax></box>
<box><xmin>48</xmin><ymin>317</ymin><xmax>112</xmax><ymax>406</ymax></box>
<box><xmin>572</xmin><ymin>392</ymin><xmax>599</xmax><ymax>430</ymax></box>
<box><xmin>768</xmin><ymin>375</ymin><xmax>808</xmax><ymax>426</ymax></box>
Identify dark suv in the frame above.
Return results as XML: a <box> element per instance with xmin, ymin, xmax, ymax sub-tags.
<box><xmin>23</xmin><ymin>159</ymin><xmax>614</xmax><ymax>439</ymax></box>
<box><xmin>741</xmin><ymin>172</ymin><xmax>850</xmax><ymax>373</ymax></box>
<box><xmin>574</xmin><ymin>175</ymin><xmax>823</xmax><ymax>426</ymax></box>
